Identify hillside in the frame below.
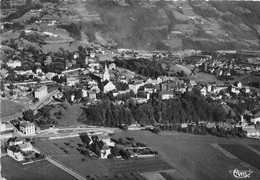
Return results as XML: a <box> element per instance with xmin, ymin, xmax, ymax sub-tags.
<box><xmin>72</xmin><ymin>0</ymin><xmax>260</xmax><ymax>51</ymax></box>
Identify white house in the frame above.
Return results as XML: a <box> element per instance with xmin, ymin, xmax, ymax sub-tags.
<box><xmin>129</xmin><ymin>81</ymin><xmax>144</xmax><ymax>94</ymax></box>
<box><xmin>67</xmin><ymin>77</ymin><xmax>79</xmax><ymax>86</ymax></box>
<box><xmin>82</xmin><ymin>89</ymin><xmax>88</xmax><ymax>97</ymax></box>
<box><xmin>7</xmin><ymin>60</ymin><xmax>22</xmax><ymax>68</ymax></box>
<box><xmin>7</xmin><ymin>146</ymin><xmax>24</xmax><ymax>161</ymax></box>
<box><xmin>97</xmin><ymin>135</ymin><xmax>115</xmax><ymax>147</ymax></box>
<box><xmin>109</xmin><ymin>63</ymin><xmax>116</xmax><ymax>70</ymax></box>
<box><xmin>18</xmin><ymin>142</ymin><xmax>33</xmax><ymax>152</ymax></box>
<box><xmin>251</xmin><ymin>113</ymin><xmax>260</xmax><ymax>124</ymax></box>
<box><xmin>200</xmin><ymin>87</ymin><xmax>207</xmax><ymax>96</ymax></box>
<box><xmin>19</xmin><ymin>121</ymin><xmax>35</xmax><ymax>135</ymax></box>
<box><xmin>34</xmin><ymin>85</ymin><xmax>48</xmax><ymax>100</ymax></box>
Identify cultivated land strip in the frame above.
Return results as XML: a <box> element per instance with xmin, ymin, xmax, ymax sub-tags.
<box><xmin>210</xmin><ymin>143</ymin><xmax>238</xmax><ymax>159</ymax></box>
<box><xmin>211</xmin><ymin>143</ymin><xmax>260</xmax><ymax>175</ymax></box>
<box><xmin>244</xmin><ymin>144</ymin><xmax>260</xmax><ymax>156</ymax></box>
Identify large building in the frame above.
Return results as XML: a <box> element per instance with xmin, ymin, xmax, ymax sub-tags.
<box><xmin>19</xmin><ymin>121</ymin><xmax>35</xmax><ymax>135</ymax></box>
<box><xmin>34</xmin><ymin>85</ymin><xmax>48</xmax><ymax>100</ymax></box>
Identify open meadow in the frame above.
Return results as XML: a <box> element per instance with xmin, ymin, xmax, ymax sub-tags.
<box><xmin>0</xmin><ymin>98</ymin><xmax>25</xmax><ymax>118</ymax></box>
<box><xmin>2</xmin><ymin>156</ymin><xmax>76</xmax><ymax>180</ymax></box>
<box><xmin>34</xmin><ymin>135</ymin><xmax>174</xmax><ymax>178</ymax></box>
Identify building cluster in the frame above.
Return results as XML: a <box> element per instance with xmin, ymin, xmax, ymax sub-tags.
<box><xmin>6</xmin><ymin>137</ymin><xmax>45</xmax><ymax>163</ymax></box>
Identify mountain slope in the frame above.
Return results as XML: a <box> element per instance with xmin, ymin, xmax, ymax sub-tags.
<box><xmin>72</xmin><ymin>0</ymin><xmax>260</xmax><ymax>51</ymax></box>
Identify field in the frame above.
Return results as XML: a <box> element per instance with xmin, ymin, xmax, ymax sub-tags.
<box><xmin>102</xmin><ymin>157</ymin><xmax>172</xmax><ymax>174</ymax></box>
<box><xmin>250</xmin><ymin>144</ymin><xmax>260</xmax><ymax>152</ymax></box>
<box><xmin>34</xmin><ymin>137</ymin><xmax>111</xmax><ymax>177</ymax></box>
<box><xmin>219</xmin><ymin>144</ymin><xmax>260</xmax><ymax>170</ymax></box>
<box><xmin>34</xmin><ymin>136</ymin><xmax>174</xmax><ymax>178</ymax></box>
<box><xmin>2</xmin><ymin>156</ymin><xmax>76</xmax><ymax>180</ymax></box>
<box><xmin>0</xmin><ymin>98</ymin><xmax>25</xmax><ymax>118</ymax></box>
<box><xmin>46</xmin><ymin>103</ymin><xmax>84</xmax><ymax>127</ymax></box>
<box><xmin>113</xmin><ymin>131</ymin><xmax>260</xmax><ymax>180</ymax></box>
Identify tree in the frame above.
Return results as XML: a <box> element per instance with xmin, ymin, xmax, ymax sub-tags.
<box><xmin>23</xmin><ymin>109</ymin><xmax>35</xmax><ymax>122</ymax></box>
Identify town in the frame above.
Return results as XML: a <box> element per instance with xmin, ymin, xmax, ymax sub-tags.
<box><xmin>1</xmin><ymin>0</ymin><xmax>260</xmax><ymax>180</ymax></box>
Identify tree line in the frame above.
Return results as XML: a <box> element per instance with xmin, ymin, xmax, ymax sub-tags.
<box><xmin>77</xmin><ymin>91</ymin><xmax>227</xmax><ymax>126</ymax></box>
<box><xmin>114</xmin><ymin>58</ymin><xmax>168</xmax><ymax>78</ymax></box>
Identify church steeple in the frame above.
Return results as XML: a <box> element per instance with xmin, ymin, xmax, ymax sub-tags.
<box><xmin>102</xmin><ymin>63</ymin><xmax>110</xmax><ymax>82</ymax></box>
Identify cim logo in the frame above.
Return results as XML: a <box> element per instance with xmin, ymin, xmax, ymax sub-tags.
<box><xmin>229</xmin><ymin>169</ymin><xmax>253</xmax><ymax>178</ymax></box>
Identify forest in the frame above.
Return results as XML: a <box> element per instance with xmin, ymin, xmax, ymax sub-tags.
<box><xmin>77</xmin><ymin>91</ymin><xmax>227</xmax><ymax>127</ymax></box>
<box><xmin>114</xmin><ymin>58</ymin><xmax>168</xmax><ymax>78</ymax></box>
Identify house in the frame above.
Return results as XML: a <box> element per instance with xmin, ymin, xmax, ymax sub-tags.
<box><xmin>129</xmin><ymin>81</ymin><xmax>144</xmax><ymax>94</ymax></box>
<box><xmin>18</xmin><ymin>142</ymin><xmax>33</xmax><ymax>152</ymax></box>
<box><xmin>6</xmin><ymin>60</ymin><xmax>21</xmax><ymax>68</ymax></box>
<box><xmin>158</xmin><ymin>91</ymin><xmax>175</xmax><ymax>100</ymax></box>
<box><xmin>228</xmin><ymin>85</ymin><xmax>240</xmax><ymax>94</ymax></box>
<box><xmin>103</xmin><ymin>81</ymin><xmax>116</xmax><ymax>93</ymax></box>
<box><xmin>212</xmin><ymin>85</ymin><xmax>228</xmax><ymax>94</ymax></box>
<box><xmin>36</xmin><ymin>68</ymin><xmax>42</xmax><ymax>74</ymax></box>
<box><xmin>118</xmin><ymin>75</ymin><xmax>127</xmax><ymax>83</ymax></box>
<box><xmin>19</xmin><ymin>121</ymin><xmax>35</xmax><ymax>135</ymax></box>
<box><xmin>145</xmin><ymin>78</ymin><xmax>162</xmax><ymax>85</ymax></box>
<box><xmin>234</xmin><ymin>81</ymin><xmax>242</xmax><ymax>89</ymax></box>
<box><xmin>7</xmin><ymin>146</ymin><xmax>24</xmax><ymax>161</ymax></box>
<box><xmin>67</xmin><ymin>76</ymin><xmax>79</xmax><ymax>86</ymax></box>
<box><xmin>82</xmin><ymin>89</ymin><xmax>88</xmax><ymax>97</ymax></box>
<box><xmin>189</xmin><ymin>80</ymin><xmax>197</xmax><ymax>87</ymax></box>
<box><xmin>0</xmin><ymin>122</ymin><xmax>14</xmax><ymax>139</ymax></box>
<box><xmin>45</xmin><ymin>72</ymin><xmax>56</xmax><ymax>80</ymax></box>
<box><xmin>94</xmin><ymin>134</ymin><xmax>114</xmax><ymax>147</ymax></box>
<box><xmin>90</xmin><ymin>52</ymin><xmax>96</xmax><ymax>58</ymax></box>
<box><xmin>74</xmin><ymin>52</ymin><xmax>79</xmax><ymax>59</ymax></box>
<box><xmin>160</xmin><ymin>80</ymin><xmax>178</xmax><ymax>91</ymax></box>
<box><xmin>144</xmin><ymin>84</ymin><xmax>155</xmax><ymax>93</ymax></box>
<box><xmin>200</xmin><ymin>87</ymin><xmax>207</xmax><ymax>96</ymax></box>
<box><xmin>91</xmin><ymin>140</ymin><xmax>111</xmax><ymax>159</ymax></box>
<box><xmin>109</xmin><ymin>63</ymin><xmax>116</xmax><ymax>70</ymax></box>
<box><xmin>88</xmin><ymin>90</ymin><xmax>97</xmax><ymax>99</ymax></box>
<box><xmin>251</xmin><ymin>113</ymin><xmax>260</xmax><ymax>124</ymax></box>
<box><xmin>8</xmin><ymin>137</ymin><xmax>24</xmax><ymax>146</ymax></box>
<box><xmin>88</xmin><ymin>62</ymin><xmax>100</xmax><ymax>72</ymax></box>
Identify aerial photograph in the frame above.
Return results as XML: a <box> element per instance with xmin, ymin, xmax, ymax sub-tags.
<box><xmin>1</xmin><ymin>0</ymin><xmax>260</xmax><ymax>180</ymax></box>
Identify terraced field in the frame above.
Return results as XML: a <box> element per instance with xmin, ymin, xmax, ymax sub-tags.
<box><xmin>102</xmin><ymin>157</ymin><xmax>172</xmax><ymax>174</ymax></box>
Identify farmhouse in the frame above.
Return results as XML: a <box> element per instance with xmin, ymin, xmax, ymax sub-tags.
<box><xmin>129</xmin><ymin>81</ymin><xmax>144</xmax><ymax>94</ymax></box>
<box><xmin>7</xmin><ymin>146</ymin><xmax>24</xmax><ymax>161</ymax></box>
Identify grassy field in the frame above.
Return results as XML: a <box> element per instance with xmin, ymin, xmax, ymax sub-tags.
<box><xmin>0</xmin><ymin>98</ymin><xmax>25</xmax><ymax>118</ymax></box>
<box><xmin>46</xmin><ymin>103</ymin><xmax>84</xmax><ymax>127</ymax></box>
<box><xmin>113</xmin><ymin>130</ymin><xmax>260</xmax><ymax>180</ymax></box>
<box><xmin>219</xmin><ymin>144</ymin><xmax>260</xmax><ymax>170</ymax></box>
<box><xmin>34</xmin><ymin>135</ymin><xmax>174</xmax><ymax>178</ymax></box>
<box><xmin>34</xmin><ymin>137</ymin><xmax>111</xmax><ymax>177</ymax></box>
<box><xmin>2</xmin><ymin>156</ymin><xmax>76</xmax><ymax>180</ymax></box>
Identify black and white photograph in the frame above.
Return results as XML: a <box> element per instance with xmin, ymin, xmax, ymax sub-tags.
<box><xmin>1</xmin><ymin>0</ymin><xmax>260</xmax><ymax>179</ymax></box>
